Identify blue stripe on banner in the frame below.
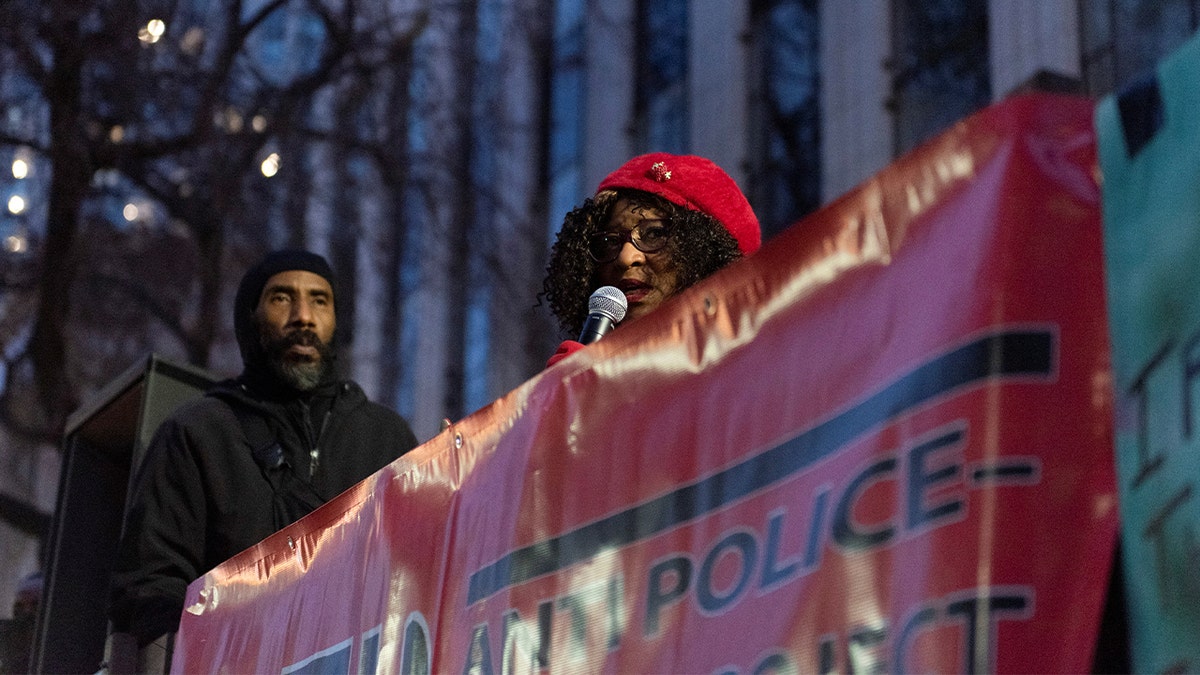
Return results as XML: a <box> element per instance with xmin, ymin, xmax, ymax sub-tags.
<box><xmin>466</xmin><ymin>328</ymin><xmax>1055</xmax><ymax>605</ymax></box>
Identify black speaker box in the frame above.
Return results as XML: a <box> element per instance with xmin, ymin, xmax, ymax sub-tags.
<box><xmin>32</xmin><ymin>355</ymin><xmax>215</xmax><ymax>674</ymax></box>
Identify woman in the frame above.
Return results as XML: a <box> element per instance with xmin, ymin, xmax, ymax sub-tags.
<box><xmin>542</xmin><ymin>152</ymin><xmax>761</xmax><ymax>365</ymax></box>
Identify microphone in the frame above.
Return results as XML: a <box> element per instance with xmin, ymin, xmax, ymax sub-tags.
<box><xmin>578</xmin><ymin>286</ymin><xmax>628</xmax><ymax>345</ymax></box>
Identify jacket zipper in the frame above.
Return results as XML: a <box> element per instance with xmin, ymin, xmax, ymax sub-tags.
<box><xmin>310</xmin><ymin>410</ymin><xmax>331</xmax><ymax>478</ymax></box>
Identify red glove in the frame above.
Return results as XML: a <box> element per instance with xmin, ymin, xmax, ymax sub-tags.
<box><xmin>546</xmin><ymin>340</ymin><xmax>585</xmax><ymax>368</ymax></box>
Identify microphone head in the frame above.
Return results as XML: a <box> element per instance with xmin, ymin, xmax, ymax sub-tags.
<box><xmin>588</xmin><ymin>286</ymin><xmax>628</xmax><ymax>322</ymax></box>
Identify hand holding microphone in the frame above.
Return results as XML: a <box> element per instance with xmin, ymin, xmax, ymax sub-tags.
<box><xmin>545</xmin><ymin>286</ymin><xmax>628</xmax><ymax>368</ymax></box>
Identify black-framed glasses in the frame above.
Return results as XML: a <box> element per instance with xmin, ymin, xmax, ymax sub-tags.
<box><xmin>586</xmin><ymin>219</ymin><xmax>671</xmax><ymax>263</ymax></box>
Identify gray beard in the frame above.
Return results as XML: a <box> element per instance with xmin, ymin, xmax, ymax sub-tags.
<box><xmin>274</xmin><ymin>358</ymin><xmax>328</xmax><ymax>392</ymax></box>
<box><xmin>259</xmin><ymin>326</ymin><xmax>335</xmax><ymax>392</ymax></box>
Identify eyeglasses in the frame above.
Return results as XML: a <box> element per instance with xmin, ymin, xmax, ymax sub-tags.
<box><xmin>587</xmin><ymin>220</ymin><xmax>671</xmax><ymax>263</ymax></box>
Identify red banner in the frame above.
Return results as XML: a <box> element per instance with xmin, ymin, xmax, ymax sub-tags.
<box><xmin>174</xmin><ymin>93</ymin><xmax>1115</xmax><ymax>674</ymax></box>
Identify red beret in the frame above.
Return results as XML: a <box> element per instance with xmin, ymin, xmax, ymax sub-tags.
<box><xmin>597</xmin><ymin>152</ymin><xmax>761</xmax><ymax>255</ymax></box>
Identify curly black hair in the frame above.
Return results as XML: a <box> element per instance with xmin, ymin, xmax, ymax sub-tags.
<box><xmin>542</xmin><ymin>188</ymin><xmax>743</xmax><ymax>338</ymax></box>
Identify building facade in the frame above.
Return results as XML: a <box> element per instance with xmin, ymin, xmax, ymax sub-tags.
<box><xmin>552</xmin><ymin>0</ymin><xmax>1198</xmax><ymax>240</ymax></box>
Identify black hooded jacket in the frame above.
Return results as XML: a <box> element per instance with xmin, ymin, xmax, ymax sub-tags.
<box><xmin>107</xmin><ymin>370</ymin><xmax>418</xmax><ymax>645</ymax></box>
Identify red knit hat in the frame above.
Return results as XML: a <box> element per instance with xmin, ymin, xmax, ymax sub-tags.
<box><xmin>597</xmin><ymin>152</ymin><xmax>761</xmax><ymax>255</ymax></box>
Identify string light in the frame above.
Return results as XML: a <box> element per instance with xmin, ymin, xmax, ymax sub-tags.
<box><xmin>261</xmin><ymin>153</ymin><xmax>280</xmax><ymax>177</ymax></box>
<box><xmin>139</xmin><ymin>19</ymin><xmax>166</xmax><ymax>44</ymax></box>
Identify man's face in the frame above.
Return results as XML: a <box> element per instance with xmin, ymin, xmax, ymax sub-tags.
<box><xmin>255</xmin><ymin>270</ymin><xmax>336</xmax><ymax>391</ymax></box>
<box><xmin>593</xmin><ymin>198</ymin><xmax>681</xmax><ymax>324</ymax></box>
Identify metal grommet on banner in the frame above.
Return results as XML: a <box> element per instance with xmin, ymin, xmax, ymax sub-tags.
<box><xmin>455</xmin><ymin>433</ymin><xmax>463</xmax><ymax>449</ymax></box>
<box><xmin>704</xmin><ymin>295</ymin><xmax>716</xmax><ymax>315</ymax></box>
<box><xmin>287</xmin><ymin>536</ymin><xmax>295</xmax><ymax>551</ymax></box>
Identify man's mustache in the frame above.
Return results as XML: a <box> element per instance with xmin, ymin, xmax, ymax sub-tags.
<box><xmin>282</xmin><ymin>329</ymin><xmax>323</xmax><ymax>348</ymax></box>
<box><xmin>264</xmin><ymin>329</ymin><xmax>332</xmax><ymax>362</ymax></box>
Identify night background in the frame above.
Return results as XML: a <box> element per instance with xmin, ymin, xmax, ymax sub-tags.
<box><xmin>1</xmin><ymin>0</ymin><xmax>1197</xmax><ymax>669</ymax></box>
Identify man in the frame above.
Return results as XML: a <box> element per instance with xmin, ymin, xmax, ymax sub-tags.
<box><xmin>542</xmin><ymin>152</ymin><xmax>761</xmax><ymax>365</ymax></box>
<box><xmin>108</xmin><ymin>250</ymin><xmax>419</xmax><ymax>647</ymax></box>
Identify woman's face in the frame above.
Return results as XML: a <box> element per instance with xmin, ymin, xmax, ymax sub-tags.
<box><xmin>592</xmin><ymin>198</ymin><xmax>681</xmax><ymax>325</ymax></box>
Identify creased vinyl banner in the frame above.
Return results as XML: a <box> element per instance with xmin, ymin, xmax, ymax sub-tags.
<box><xmin>1096</xmin><ymin>28</ymin><xmax>1200</xmax><ymax>675</ymax></box>
<box><xmin>174</xmin><ymin>93</ymin><xmax>1116</xmax><ymax>674</ymax></box>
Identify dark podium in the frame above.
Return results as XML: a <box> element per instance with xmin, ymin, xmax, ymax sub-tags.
<box><xmin>33</xmin><ymin>355</ymin><xmax>216</xmax><ymax>674</ymax></box>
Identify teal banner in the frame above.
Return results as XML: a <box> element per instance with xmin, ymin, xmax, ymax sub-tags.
<box><xmin>1097</xmin><ymin>29</ymin><xmax>1200</xmax><ymax>674</ymax></box>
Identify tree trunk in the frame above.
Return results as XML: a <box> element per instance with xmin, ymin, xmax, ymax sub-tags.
<box><xmin>330</xmin><ymin>80</ymin><xmax>365</xmax><ymax>364</ymax></box>
<box><xmin>28</xmin><ymin>6</ymin><xmax>90</xmax><ymax>432</ymax></box>
<box><xmin>441</xmin><ymin>0</ymin><xmax>480</xmax><ymax>421</ymax></box>
<box><xmin>377</xmin><ymin>55</ymin><xmax>415</xmax><ymax>405</ymax></box>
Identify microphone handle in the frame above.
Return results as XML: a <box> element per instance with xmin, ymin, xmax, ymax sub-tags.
<box><xmin>578</xmin><ymin>313</ymin><xmax>618</xmax><ymax>345</ymax></box>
